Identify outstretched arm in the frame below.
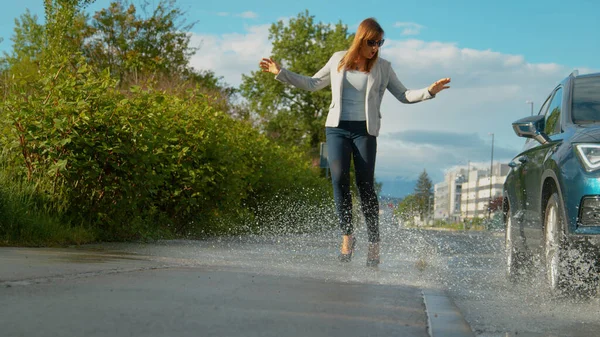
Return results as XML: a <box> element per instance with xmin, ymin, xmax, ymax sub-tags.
<box><xmin>259</xmin><ymin>56</ymin><xmax>333</xmax><ymax>92</ymax></box>
<box><xmin>387</xmin><ymin>65</ymin><xmax>451</xmax><ymax>103</ymax></box>
<box><xmin>427</xmin><ymin>78</ymin><xmax>451</xmax><ymax>95</ymax></box>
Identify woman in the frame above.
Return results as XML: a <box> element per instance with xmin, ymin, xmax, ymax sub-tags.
<box><xmin>259</xmin><ymin>18</ymin><xmax>450</xmax><ymax>267</ymax></box>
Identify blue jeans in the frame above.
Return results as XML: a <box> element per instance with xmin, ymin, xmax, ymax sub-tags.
<box><xmin>326</xmin><ymin>121</ymin><xmax>380</xmax><ymax>243</ymax></box>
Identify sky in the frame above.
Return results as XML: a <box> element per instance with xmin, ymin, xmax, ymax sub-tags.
<box><xmin>1</xmin><ymin>0</ymin><xmax>600</xmax><ymax>197</ymax></box>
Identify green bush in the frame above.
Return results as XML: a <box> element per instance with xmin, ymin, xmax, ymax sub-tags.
<box><xmin>0</xmin><ymin>56</ymin><xmax>332</xmax><ymax>244</ymax></box>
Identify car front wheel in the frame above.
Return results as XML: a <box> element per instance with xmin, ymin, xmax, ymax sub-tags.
<box><xmin>545</xmin><ymin>191</ymin><xmax>599</xmax><ymax>296</ymax></box>
<box><xmin>544</xmin><ymin>192</ymin><xmax>566</xmax><ymax>292</ymax></box>
<box><xmin>505</xmin><ymin>206</ymin><xmax>528</xmax><ymax>281</ymax></box>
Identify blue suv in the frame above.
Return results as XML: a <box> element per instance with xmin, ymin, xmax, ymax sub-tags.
<box><xmin>503</xmin><ymin>71</ymin><xmax>600</xmax><ymax>295</ymax></box>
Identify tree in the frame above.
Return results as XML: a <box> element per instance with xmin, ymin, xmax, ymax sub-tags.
<box><xmin>414</xmin><ymin>169</ymin><xmax>433</xmax><ymax>220</ymax></box>
<box><xmin>395</xmin><ymin>194</ymin><xmax>419</xmax><ymax>225</ymax></box>
<box><xmin>1</xmin><ymin>6</ymin><xmax>89</xmax><ymax>80</ymax></box>
<box><xmin>184</xmin><ymin>69</ymin><xmax>242</xmax><ymax>117</ymax></box>
<box><xmin>0</xmin><ymin>11</ymin><xmax>45</xmax><ymax>97</ymax></box>
<box><xmin>83</xmin><ymin>0</ymin><xmax>239</xmax><ymax>114</ymax></box>
<box><xmin>239</xmin><ymin>10</ymin><xmax>352</xmax><ymax>155</ymax></box>
<box><xmin>1</xmin><ymin>0</ymin><xmax>242</xmax><ymax>123</ymax></box>
<box><xmin>3</xmin><ymin>10</ymin><xmax>46</xmax><ymax>65</ymax></box>
<box><xmin>84</xmin><ymin>0</ymin><xmax>196</xmax><ymax>85</ymax></box>
<box><xmin>43</xmin><ymin>0</ymin><xmax>95</xmax><ymax>63</ymax></box>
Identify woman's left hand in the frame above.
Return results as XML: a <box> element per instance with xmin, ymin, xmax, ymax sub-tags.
<box><xmin>259</xmin><ymin>57</ymin><xmax>281</xmax><ymax>75</ymax></box>
<box><xmin>428</xmin><ymin>78</ymin><xmax>451</xmax><ymax>95</ymax></box>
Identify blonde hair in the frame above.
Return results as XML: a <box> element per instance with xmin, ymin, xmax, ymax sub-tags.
<box><xmin>338</xmin><ymin>18</ymin><xmax>384</xmax><ymax>72</ymax></box>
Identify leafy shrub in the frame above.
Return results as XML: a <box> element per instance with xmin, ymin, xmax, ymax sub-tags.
<box><xmin>0</xmin><ymin>56</ymin><xmax>332</xmax><ymax>243</ymax></box>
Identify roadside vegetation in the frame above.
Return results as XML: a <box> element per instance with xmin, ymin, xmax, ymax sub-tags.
<box><xmin>0</xmin><ymin>1</ymin><xmax>343</xmax><ymax>246</ymax></box>
<box><xmin>394</xmin><ymin>170</ymin><xmax>504</xmax><ymax>231</ymax></box>
<box><xmin>404</xmin><ymin>217</ymin><xmax>503</xmax><ymax>231</ymax></box>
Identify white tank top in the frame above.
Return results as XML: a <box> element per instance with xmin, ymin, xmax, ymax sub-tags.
<box><xmin>340</xmin><ymin>70</ymin><xmax>368</xmax><ymax>121</ymax></box>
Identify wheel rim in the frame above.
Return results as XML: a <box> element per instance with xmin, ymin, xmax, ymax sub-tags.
<box><xmin>505</xmin><ymin>211</ymin><xmax>514</xmax><ymax>276</ymax></box>
<box><xmin>545</xmin><ymin>200</ymin><xmax>560</xmax><ymax>290</ymax></box>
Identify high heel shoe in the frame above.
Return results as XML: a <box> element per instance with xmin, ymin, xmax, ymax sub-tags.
<box><xmin>338</xmin><ymin>237</ymin><xmax>356</xmax><ymax>262</ymax></box>
<box><xmin>366</xmin><ymin>257</ymin><xmax>380</xmax><ymax>267</ymax></box>
<box><xmin>366</xmin><ymin>242</ymin><xmax>380</xmax><ymax>267</ymax></box>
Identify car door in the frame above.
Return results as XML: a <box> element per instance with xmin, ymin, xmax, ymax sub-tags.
<box><xmin>520</xmin><ymin>86</ymin><xmax>564</xmax><ymax>252</ymax></box>
<box><xmin>507</xmin><ymin>94</ymin><xmax>550</xmax><ymax>248</ymax></box>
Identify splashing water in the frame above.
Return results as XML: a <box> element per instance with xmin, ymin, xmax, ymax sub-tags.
<box><xmin>90</xmin><ymin>200</ymin><xmax>600</xmax><ymax>337</ymax></box>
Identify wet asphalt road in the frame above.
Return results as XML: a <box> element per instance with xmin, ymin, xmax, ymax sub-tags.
<box><xmin>1</xmin><ymin>221</ymin><xmax>599</xmax><ymax>337</ymax></box>
<box><xmin>0</xmin><ymin>221</ymin><xmax>467</xmax><ymax>337</ymax></box>
<box><xmin>416</xmin><ymin>229</ymin><xmax>600</xmax><ymax>337</ymax></box>
<box><xmin>1</xmin><ymin>266</ymin><xmax>429</xmax><ymax>337</ymax></box>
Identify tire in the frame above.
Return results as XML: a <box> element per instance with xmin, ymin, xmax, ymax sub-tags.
<box><xmin>505</xmin><ymin>207</ymin><xmax>528</xmax><ymax>281</ymax></box>
<box><xmin>543</xmin><ymin>192</ymin><xmax>567</xmax><ymax>293</ymax></box>
<box><xmin>544</xmin><ymin>192</ymin><xmax>599</xmax><ymax>297</ymax></box>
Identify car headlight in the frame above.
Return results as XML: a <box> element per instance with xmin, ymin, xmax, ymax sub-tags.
<box><xmin>575</xmin><ymin>144</ymin><xmax>600</xmax><ymax>172</ymax></box>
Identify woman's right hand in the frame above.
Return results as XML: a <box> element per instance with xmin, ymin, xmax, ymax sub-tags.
<box><xmin>259</xmin><ymin>57</ymin><xmax>281</xmax><ymax>75</ymax></box>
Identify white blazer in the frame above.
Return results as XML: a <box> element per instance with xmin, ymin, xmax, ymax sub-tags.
<box><xmin>275</xmin><ymin>51</ymin><xmax>434</xmax><ymax>137</ymax></box>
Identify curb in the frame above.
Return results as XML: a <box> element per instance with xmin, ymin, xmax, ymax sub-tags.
<box><xmin>422</xmin><ymin>289</ymin><xmax>475</xmax><ymax>337</ymax></box>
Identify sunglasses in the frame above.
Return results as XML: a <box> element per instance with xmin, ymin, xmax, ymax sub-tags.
<box><xmin>366</xmin><ymin>39</ymin><xmax>385</xmax><ymax>47</ymax></box>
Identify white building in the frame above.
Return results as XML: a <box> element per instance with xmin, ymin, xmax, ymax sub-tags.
<box><xmin>433</xmin><ymin>163</ymin><xmax>510</xmax><ymax>221</ymax></box>
<box><xmin>434</xmin><ymin>169</ymin><xmax>467</xmax><ymax>222</ymax></box>
<box><xmin>460</xmin><ymin>163</ymin><xmax>510</xmax><ymax>219</ymax></box>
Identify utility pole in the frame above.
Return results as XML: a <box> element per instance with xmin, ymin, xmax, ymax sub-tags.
<box><xmin>488</xmin><ymin>133</ymin><xmax>494</xmax><ymax>220</ymax></box>
<box><xmin>463</xmin><ymin>161</ymin><xmax>471</xmax><ymax>230</ymax></box>
<box><xmin>526</xmin><ymin>100</ymin><xmax>534</xmax><ymax>116</ymax></box>
<box><xmin>465</xmin><ymin>161</ymin><xmax>470</xmax><ymax>220</ymax></box>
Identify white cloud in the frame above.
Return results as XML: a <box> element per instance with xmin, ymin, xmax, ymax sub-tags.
<box><xmin>214</xmin><ymin>11</ymin><xmax>258</xmax><ymax>19</ymax></box>
<box><xmin>189</xmin><ymin>24</ymin><xmax>272</xmax><ymax>86</ymax></box>
<box><xmin>187</xmin><ymin>23</ymin><xmax>597</xmax><ymax>186</ymax></box>
<box><xmin>393</xmin><ymin>22</ymin><xmax>425</xmax><ymax>36</ymax></box>
<box><xmin>371</xmin><ymin>39</ymin><xmax>578</xmax><ymax>181</ymax></box>
<box><xmin>237</xmin><ymin>11</ymin><xmax>258</xmax><ymax>19</ymax></box>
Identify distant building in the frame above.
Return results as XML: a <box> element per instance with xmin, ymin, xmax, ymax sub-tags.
<box><xmin>460</xmin><ymin>163</ymin><xmax>510</xmax><ymax>219</ymax></box>
<box><xmin>433</xmin><ymin>163</ymin><xmax>510</xmax><ymax>221</ymax></box>
<box><xmin>434</xmin><ymin>169</ymin><xmax>467</xmax><ymax>222</ymax></box>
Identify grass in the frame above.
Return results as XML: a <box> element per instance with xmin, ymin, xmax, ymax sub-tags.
<box><xmin>0</xmin><ymin>168</ymin><xmax>97</xmax><ymax>247</ymax></box>
<box><xmin>404</xmin><ymin>221</ymin><xmax>487</xmax><ymax>231</ymax></box>
<box><xmin>431</xmin><ymin>222</ymin><xmax>487</xmax><ymax>231</ymax></box>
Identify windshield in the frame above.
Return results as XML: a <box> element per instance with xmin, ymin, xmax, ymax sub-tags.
<box><xmin>572</xmin><ymin>75</ymin><xmax>600</xmax><ymax>123</ymax></box>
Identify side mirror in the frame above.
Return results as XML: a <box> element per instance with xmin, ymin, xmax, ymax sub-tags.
<box><xmin>512</xmin><ymin>115</ymin><xmax>551</xmax><ymax>145</ymax></box>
